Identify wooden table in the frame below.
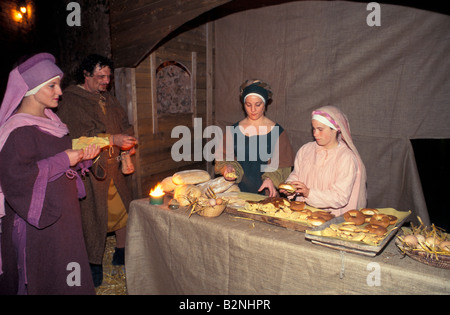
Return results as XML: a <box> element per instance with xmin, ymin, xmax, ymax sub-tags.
<box><xmin>125</xmin><ymin>198</ymin><xmax>450</xmax><ymax>295</ymax></box>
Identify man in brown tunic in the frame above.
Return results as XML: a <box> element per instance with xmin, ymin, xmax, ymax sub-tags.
<box><xmin>57</xmin><ymin>54</ymin><xmax>136</xmax><ymax>287</ymax></box>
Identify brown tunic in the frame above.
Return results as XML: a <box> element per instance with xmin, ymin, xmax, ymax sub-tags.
<box><xmin>57</xmin><ymin>85</ymin><xmax>134</xmax><ymax>264</ymax></box>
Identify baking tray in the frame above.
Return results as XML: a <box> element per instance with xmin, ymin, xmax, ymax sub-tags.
<box><xmin>225</xmin><ymin>206</ymin><xmax>312</xmax><ymax>232</ymax></box>
<box><xmin>224</xmin><ymin>192</ymin><xmax>329</xmax><ymax>232</ymax></box>
<box><xmin>305</xmin><ymin>208</ymin><xmax>411</xmax><ymax>256</ymax></box>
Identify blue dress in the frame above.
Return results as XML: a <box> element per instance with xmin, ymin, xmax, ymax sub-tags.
<box><xmin>232</xmin><ymin>122</ymin><xmax>284</xmax><ymax>194</ymax></box>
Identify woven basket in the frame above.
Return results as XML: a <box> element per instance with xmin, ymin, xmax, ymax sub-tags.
<box><xmin>395</xmin><ymin>235</ymin><xmax>450</xmax><ymax>270</ymax></box>
<box><xmin>197</xmin><ymin>204</ymin><xmax>226</xmax><ymax>218</ymax></box>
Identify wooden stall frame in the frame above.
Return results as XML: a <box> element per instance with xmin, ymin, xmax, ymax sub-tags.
<box><xmin>114</xmin><ymin>67</ymin><xmax>141</xmax><ymax>199</ymax></box>
<box><xmin>114</xmin><ymin>22</ymin><xmax>214</xmax><ymax>198</ymax></box>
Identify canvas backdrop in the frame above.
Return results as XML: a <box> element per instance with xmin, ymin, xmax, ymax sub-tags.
<box><xmin>213</xmin><ymin>1</ymin><xmax>450</xmax><ymax>225</ymax></box>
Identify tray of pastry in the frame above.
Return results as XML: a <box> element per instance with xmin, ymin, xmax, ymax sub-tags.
<box><xmin>223</xmin><ymin>193</ymin><xmax>336</xmax><ymax>232</ymax></box>
<box><xmin>305</xmin><ymin>208</ymin><xmax>411</xmax><ymax>256</ymax></box>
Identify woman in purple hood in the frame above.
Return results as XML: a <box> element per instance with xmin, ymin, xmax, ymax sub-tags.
<box><xmin>0</xmin><ymin>53</ymin><xmax>99</xmax><ymax>294</ymax></box>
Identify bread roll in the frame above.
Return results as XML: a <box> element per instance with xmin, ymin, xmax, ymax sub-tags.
<box><xmin>161</xmin><ymin>176</ymin><xmax>177</xmax><ymax>193</ymax></box>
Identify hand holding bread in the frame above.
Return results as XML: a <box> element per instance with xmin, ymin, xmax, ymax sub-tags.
<box><xmin>279</xmin><ymin>181</ymin><xmax>310</xmax><ymax>197</ymax></box>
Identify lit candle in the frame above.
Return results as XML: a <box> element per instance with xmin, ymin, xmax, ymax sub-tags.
<box><xmin>149</xmin><ymin>183</ymin><xmax>165</xmax><ymax>205</ymax></box>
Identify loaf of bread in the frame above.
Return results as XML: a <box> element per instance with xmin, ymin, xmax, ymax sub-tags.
<box><xmin>196</xmin><ymin>176</ymin><xmax>235</xmax><ymax>194</ymax></box>
<box><xmin>172</xmin><ymin>170</ymin><xmax>211</xmax><ymax>185</ymax></box>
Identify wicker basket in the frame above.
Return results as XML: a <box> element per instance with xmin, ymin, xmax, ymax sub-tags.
<box><xmin>197</xmin><ymin>204</ymin><xmax>226</xmax><ymax>218</ymax></box>
<box><xmin>395</xmin><ymin>234</ymin><xmax>450</xmax><ymax>270</ymax></box>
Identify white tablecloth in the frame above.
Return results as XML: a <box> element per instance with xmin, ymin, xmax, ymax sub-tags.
<box><xmin>125</xmin><ymin>198</ymin><xmax>450</xmax><ymax>295</ymax></box>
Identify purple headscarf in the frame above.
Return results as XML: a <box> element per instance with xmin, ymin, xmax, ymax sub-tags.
<box><xmin>0</xmin><ymin>53</ymin><xmax>65</xmax><ymax>125</ymax></box>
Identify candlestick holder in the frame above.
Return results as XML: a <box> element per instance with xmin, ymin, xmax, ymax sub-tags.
<box><xmin>150</xmin><ymin>194</ymin><xmax>165</xmax><ymax>205</ymax></box>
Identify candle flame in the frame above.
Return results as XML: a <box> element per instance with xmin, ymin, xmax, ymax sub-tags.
<box><xmin>14</xmin><ymin>11</ymin><xmax>23</xmax><ymax>21</ymax></box>
<box><xmin>150</xmin><ymin>183</ymin><xmax>165</xmax><ymax>197</ymax></box>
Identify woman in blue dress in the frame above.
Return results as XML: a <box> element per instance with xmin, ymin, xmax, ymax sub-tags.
<box><xmin>215</xmin><ymin>79</ymin><xmax>294</xmax><ymax>196</ymax></box>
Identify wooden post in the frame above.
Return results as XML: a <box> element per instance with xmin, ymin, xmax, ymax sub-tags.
<box><xmin>150</xmin><ymin>53</ymin><xmax>158</xmax><ymax>134</ymax></box>
<box><xmin>114</xmin><ymin>67</ymin><xmax>142</xmax><ymax>198</ymax></box>
<box><xmin>206</xmin><ymin>21</ymin><xmax>215</xmax><ymax>175</ymax></box>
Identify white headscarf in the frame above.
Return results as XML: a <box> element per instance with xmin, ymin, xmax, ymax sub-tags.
<box><xmin>312</xmin><ymin>106</ymin><xmax>367</xmax><ymax>209</ymax></box>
